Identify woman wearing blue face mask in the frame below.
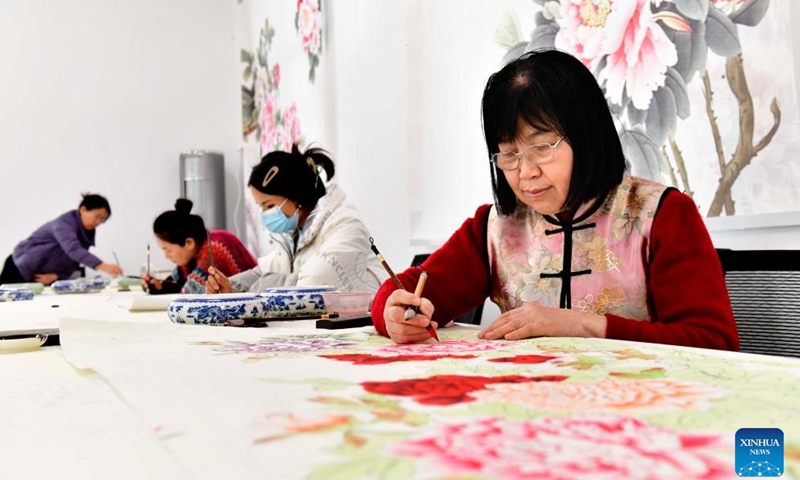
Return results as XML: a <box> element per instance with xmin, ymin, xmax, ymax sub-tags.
<box><xmin>206</xmin><ymin>144</ymin><xmax>387</xmax><ymax>294</ymax></box>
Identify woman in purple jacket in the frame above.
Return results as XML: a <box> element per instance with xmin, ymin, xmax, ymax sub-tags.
<box><xmin>0</xmin><ymin>193</ymin><xmax>123</xmax><ymax>286</ymax></box>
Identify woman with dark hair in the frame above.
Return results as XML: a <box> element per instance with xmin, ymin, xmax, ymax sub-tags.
<box><xmin>373</xmin><ymin>49</ymin><xmax>739</xmax><ymax>351</ymax></box>
<box><xmin>0</xmin><ymin>193</ymin><xmax>122</xmax><ymax>285</ymax></box>
<box><xmin>205</xmin><ymin>144</ymin><xmax>386</xmax><ymax>294</ymax></box>
<box><xmin>143</xmin><ymin>198</ymin><xmax>256</xmax><ymax>294</ymax></box>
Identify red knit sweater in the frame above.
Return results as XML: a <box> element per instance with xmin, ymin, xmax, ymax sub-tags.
<box><xmin>177</xmin><ymin>230</ymin><xmax>257</xmax><ymax>294</ymax></box>
<box><xmin>371</xmin><ymin>190</ymin><xmax>739</xmax><ymax>351</ymax></box>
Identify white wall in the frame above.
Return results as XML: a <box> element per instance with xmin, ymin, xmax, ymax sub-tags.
<box><xmin>326</xmin><ymin>0</ymin><xmax>416</xmax><ymax>268</ymax></box>
<box><xmin>0</xmin><ymin>0</ymin><xmax>241</xmax><ymax>276</ymax></box>
<box><xmin>407</xmin><ymin>0</ymin><xmax>535</xmax><ymax>245</ymax></box>
<box><xmin>1</xmin><ymin>0</ymin><xmax>797</xmax><ymax>291</ymax></box>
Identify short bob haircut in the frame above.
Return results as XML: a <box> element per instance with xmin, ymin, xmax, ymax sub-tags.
<box><xmin>481</xmin><ymin>49</ymin><xmax>625</xmax><ymax>216</ymax></box>
<box><xmin>248</xmin><ymin>143</ymin><xmax>336</xmax><ymax>212</ymax></box>
<box><xmin>79</xmin><ymin>193</ymin><xmax>112</xmax><ymax>219</ymax></box>
<box><xmin>153</xmin><ymin>198</ymin><xmax>207</xmax><ymax>247</ymax></box>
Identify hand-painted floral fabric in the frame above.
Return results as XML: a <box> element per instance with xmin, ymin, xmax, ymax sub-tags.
<box><xmin>60</xmin><ymin>320</ymin><xmax>800</xmax><ymax>480</ymax></box>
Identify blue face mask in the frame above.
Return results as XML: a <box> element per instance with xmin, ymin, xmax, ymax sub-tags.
<box><xmin>260</xmin><ymin>199</ymin><xmax>299</xmax><ymax>233</ymax></box>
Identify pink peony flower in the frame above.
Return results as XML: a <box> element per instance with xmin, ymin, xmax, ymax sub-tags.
<box><xmin>281</xmin><ymin>104</ymin><xmax>303</xmax><ymax>145</ymax></box>
<box><xmin>259</xmin><ymin>92</ymin><xmax>277</xmax><ymax>152</ymax></box>
<box><xmin>394</xmin><ymin>416</ymin><xmax>732</xmax><ymax>479</ymax></box>
<box><xmin>272</xmin><ymin>63</ymin><xmax>281</xmax><ymax>89</ymax></box>
<box><xmin>297</xmin><ymin>1</ymin><xmax>321</xmax><ymax>55</ymax></box>
<box><xmin>473</xmin><ymin>378</ymin><xmax>725</xmax><ymax>411</ymax></box>
<box><xmin>319</xmin><ymin>353</ymin><xmax>478</xmax><ymax>365</ymax></box>
<box><xmin>555</xmin><ymin>0</ymin><xmax>678</xmax><ymax>110</ymax></box>
<box><xmin>306</xmin><ymin>28</ymin><xmax>321</xmax><ymax>55</ymax></box>
<box><xmin>375</xmin><ymin>340</ymin><xmax>508</xmax><ymax>356</ymax></box>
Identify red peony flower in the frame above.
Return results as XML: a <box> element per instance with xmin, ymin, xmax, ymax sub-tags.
<box><xmin>361</xmin><ymin>374</ymin><xmax>567</xmax><ymax>405</ymax></box>
<box><xmin>488</xmin><ymin>354</ymin><xmax>557</xmax><ymax>364</ymax></box>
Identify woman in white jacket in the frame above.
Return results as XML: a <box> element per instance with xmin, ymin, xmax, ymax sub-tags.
<box><xmin>206</xmin><ymin>144</ymin><xmax>387</xmax><ymax>294</ymax></box>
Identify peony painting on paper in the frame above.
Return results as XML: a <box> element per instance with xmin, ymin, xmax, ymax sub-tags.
<box><xmin>58</xmin><ymin>317</ymin><xmax>800</xmax><ymax>479</ymax></box>
<box><xmin>496</xmin><ymin>0</ymin><xmax>800</xmax><ymax>220</ymax></box>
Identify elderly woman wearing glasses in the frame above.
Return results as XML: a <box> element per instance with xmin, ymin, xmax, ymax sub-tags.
<box><xmin>205</xmin><ymin>143</ymin><xmax>387</xmax><ymax>294</ymax></box>
<box><xmin>372</xmin><ymin>50</ymin><xmax>739</xmax><ymax>351</ymax></box>
<box><xmin>1</xmin><ymin>193</ymin><xmax>123</xmax><ymax>286</ymax></box>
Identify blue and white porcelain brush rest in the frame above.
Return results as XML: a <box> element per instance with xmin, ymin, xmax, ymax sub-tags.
<box><xmin>0</xmin><ymin>287</ymin><xmax>35</xmax><ymax>302</ymax></box>
<box><xmin>87</xmin><ymin>276</ymin><xmax>111</xmax><ymax>290</ymax></box>
<box><xmin>167</xmin><ymin>294</ymin><xmax>271</xmax><ymax>325</ymax></box>
<box><xmin>166</xmin><ymin>286</ymin><xmax>338</xmax><ymax>325</ymax></box>
<box><xmin>259</xmin><ymin>286</ymin><xmax>336</xmax><ymax>318</ymax></box>
<box><xmin>51</xmin><ymin>279</ymin><xmax>96</xmax><ymax>294</ymax></box>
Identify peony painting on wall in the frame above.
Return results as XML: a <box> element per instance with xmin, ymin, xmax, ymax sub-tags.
<box><xmin>496</xmin><ymin>0</ymin><xmax>800</xmax><ymax>226</ymax></box>
<box><xmin>239</xmin><ymin>18</ymin><xmax>306</xmax><ymax>255</ymax></box>
<box><xmin>237</xmin><ymin>0</ymin><xmax>329</xmax><ymax>256</ymax></box>
<box><xmin>295</xmin><ymin>0</ymin><xmax>323</xmax><ymax>83</ymax></box>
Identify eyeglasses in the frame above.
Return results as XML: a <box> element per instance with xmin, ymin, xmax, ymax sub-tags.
<box><xmin>490</xmin><ymin>136</ymin><xmax>565</xmax><ymax>171</ymax></box>
<box><xmin>91</xmin><ymin>212</ymin><xmax>108</xmax><ymax>223</ymax></box>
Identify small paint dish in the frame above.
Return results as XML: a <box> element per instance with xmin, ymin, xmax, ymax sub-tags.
<box><xmin>0</xmin><ymin>287</ymin><xmax>36</xmax><ymax>302</ymax></box>
<box><xmin>321</xmin><ymin>291</ymin><xmax>372</xmax><ymax>316</ymax></box>
<box><xmin>0</xmin><ymin>334</ymin><xmax>48</xmax><ymax>354</ymax></box>
<box><xmin>116</xmin><ymin>277</ymin><xmax>143</xmax><ymax>291</ymax></box>
<box><xmin>260</xmin><ymin>286</ymin><xmax>336</xmax><ymax>318</ymax></box>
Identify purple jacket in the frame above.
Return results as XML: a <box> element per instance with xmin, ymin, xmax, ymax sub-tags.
<box><xmin>12</xmin><ymin>210</ymin><xmax>102</xmax><ymax>281</ymax></box>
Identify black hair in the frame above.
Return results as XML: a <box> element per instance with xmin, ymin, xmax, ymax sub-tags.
<box><xmin>79</xmin><ymin>193</ymin><xmax>111</xmax><ymax>219</ymax></box>
<box><xmin>481</xmin><ymin>49</ymin><xmax>625</xmax><ymax>215</ymax></box>
<box><xmin>248</xmin><ymin>143</ymin><xmax>336</xmax><ymax>211</ymax></box>
<box><xmin>152</xmin><ymin>198</ymin><xmax>208</xmax><ymax>247</ymax></box>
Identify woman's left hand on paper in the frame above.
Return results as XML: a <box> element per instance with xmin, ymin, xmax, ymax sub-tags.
<box><xmin>478</xmin><ymin>303</ymin><xmax>607</xmax><ymax>340</ymax></box>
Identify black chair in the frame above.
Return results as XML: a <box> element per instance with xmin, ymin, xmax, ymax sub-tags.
<box><xmin>716</xmin><ymin>249</ymin><xmax>800</xmax><ymax>358</ymax></box>
<box><xmin>410</xmin><ymin>254</ymin><xmax>484</xmax><ymax>325</ymax></box>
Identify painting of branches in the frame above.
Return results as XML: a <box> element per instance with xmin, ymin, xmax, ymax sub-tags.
<box><xmin>496</xmin><ymin>0</ymin><xmax>799</xmax><ymax>218</ymax></box>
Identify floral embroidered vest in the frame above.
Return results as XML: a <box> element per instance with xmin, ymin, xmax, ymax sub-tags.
<box><xmin>487</xmin><ymin>174</ymin><xmax>669</xmax><ymax>320</ymax></box>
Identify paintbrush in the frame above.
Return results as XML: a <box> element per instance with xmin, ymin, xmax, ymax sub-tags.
<box><xmin>144</xmin><ymin>244</ymin><xmax>151</xmax><ymax>293</ymax></box>
<box><xmin>206</xmin><ymin>229</ymin><xmax>216</xmax><ymax>270</ymax></box>
<box><xmin>404</xmin><ymin>271</ymin><xmax>427</xmax><ymax>320</ymax></box>
<box><xmin>369</xmin><ymin>237</ymin><xmax>439</xmax><ymax>342</ymax></box>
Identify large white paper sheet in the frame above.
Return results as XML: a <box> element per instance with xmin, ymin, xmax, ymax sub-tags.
<box><xmin>0</xmin><ymin>347</ymin><xmax>187</xmax><ymax>480</ymax></box>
